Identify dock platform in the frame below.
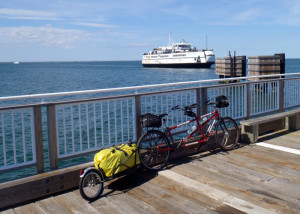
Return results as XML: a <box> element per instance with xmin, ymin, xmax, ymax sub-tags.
<box><xmin>2</xmin><ymin>130</ymin><xmax>300</xmax><ymax>214</ymax></box>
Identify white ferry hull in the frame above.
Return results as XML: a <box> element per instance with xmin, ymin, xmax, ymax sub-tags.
<box><xmin>142</xmin><ymin>50</ymin><xmax>215</xmax><ymax>68</ymax></box>
<box><xmin>142</xmin><ymin>61</ymin><xmax>214</xmax><ymax>68</ymax></box>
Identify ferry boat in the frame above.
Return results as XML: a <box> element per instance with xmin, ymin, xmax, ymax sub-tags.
<box><xmin>142</xmin><ymin>39</ymin><xmax>215</xmax><ymax>68</ymax></box>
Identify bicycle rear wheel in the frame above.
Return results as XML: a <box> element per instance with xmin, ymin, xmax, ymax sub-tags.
<box><xmin>215</xmin><ymin>117</ymin><xmax>239</xmax><ymax>150</ymax></box>
<box><xmin>137</xmin><ymin>130</ymin><xmax>170</xmax><ymax>172</ymax></box>
<box><xmin>79</xmin><ymin>168</ymin><xmax>104</xmax><ymax>201</ymax></box>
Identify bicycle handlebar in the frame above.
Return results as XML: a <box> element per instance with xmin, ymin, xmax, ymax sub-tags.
<box><xmin>171</xmin><ymin>105</ymin><xmax>180</xmax><ymax>110</ymax></box>
<box><xmin>206</xmin><ymin>100</ymin><xmax>218</xmax><ymax>106</ymax></box>
<box><xmin>171</xmin><ymin>103</ymin><xmax>197</xmax><ymax>112</ymax></box>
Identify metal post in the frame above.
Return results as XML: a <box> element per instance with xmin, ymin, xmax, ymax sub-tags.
<box><xmin>33</xmin><ymin>105</ymin><xmax>44</xmax><ymax>173</ymax></box>
<box><xmin>134</xmin><ymin>95</ymin><xmax>142</xmax><ymax>142</ymax></box>
<box><xmin>279</xmin><ymin>79</ymin><xmax>284</xmax><ymax>112</ymax></box>
<box><xmin>200</xmin><ymin>87</ymin><xmax>208</xmax><ymax>115</ymax></box>
<box><xmin>246</xmin><ymin>83</ymin><xmax>251</xmax><ymax>119</ymax></box>
<box><xmin>196</xmin><ymin>88</ymin><xmax>201</xmax><ymax>117</ymax></box>
<box><xmin>47</xmin><ymin>104</ymin><xmax>58</xmax><ymax>170</ymax></box>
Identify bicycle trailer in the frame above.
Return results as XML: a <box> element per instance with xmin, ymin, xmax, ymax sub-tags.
<box><xmin>94</xmin><ymin>141</ymin><xmax>140</xmax><ymax>177</ymax></box>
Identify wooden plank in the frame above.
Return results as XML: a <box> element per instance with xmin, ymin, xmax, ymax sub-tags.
<box><xmin>169</xmin><ymin>150</ymin><xmax>300</xmax><ymax>213</ymax></box>
<box><xmin>53</xmin><ymin>191</ymin><xmax>98</xmax><ymax>214</ymax></box>
<box><xmin>143</xmin><ymin>173</ymin><xmax>224</xmax><ymax>213</ymax></box>
<box><xmin>262</xmin><ymin>132</ymin><xmax>300</xmax><ymax>150</ymax></box>
<box><xmin>216</xmin><ymin>148</ymin><xmax>300</xmax><ymax>213</ymax></box>
<box><xmin>211</xmin><ymin>151</ymin><xmax>300</xmax><ymax>198</ymax></box>
<box><xmin>13</xmin><ymin>203</ymin><xmax>43</xmax><ymax>214</ymax></box>
<box><xmin>91</xmin><ymin>196</ymin><xmax>122</xmax><ymax>214</ymax></box>
<box><xmin>141</xmin><ymin>178</ymin><xmax>215</xmax><ymax>214</ymax></box>
<box><xmin>228</xmin><ymin>145</ymin><xmax>300</xmax><ymax>184</ymax></box>
<box><xmin>91</xmin><ymin>188</ymin><xmax>158</xmax><ymax>214</ymax></box>
<box><xmin>35</xmin><ymin>197</ymin><xmax>70</xmax><ymax>214</ymax></box>
<box><xmin>241</xmin><ymin>108</ymin><xmax>300</xmax><ymax>126</ymax></box>
<box><xmin>127</xmin><ymin>181</ymin><xmax>190</xmax><ymax>214</ymax></box>
<box><xmin>0</xmin><ymin>209</ymin><xmax>16</xmax><ymax>214</ymax></box>
<box><xmin>0</xmin><ymin>161</ymin><xmax>93</xmax><ymax>209</ymax></box>
<box><xmin>170</xmin><ymin>158</ymin><xmax>275</xmax><ymax>207</ymax></box>
<box><xmin>89</xmin><ymin>171</ymin><xmax>158</xmax><ymax>213</ymax></box>
<box><xmin>158</xmin><ymin>169</ymin><xmax>274</xmax><ymax>214</ymax></box>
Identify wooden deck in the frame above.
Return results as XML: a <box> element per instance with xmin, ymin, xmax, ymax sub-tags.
<box><xmin>2</xmin><ymin>130</ymin><xmax>300</xmax><ymax>214</ymax></box>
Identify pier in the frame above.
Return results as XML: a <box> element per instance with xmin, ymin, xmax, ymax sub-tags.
<box><xmin>2</xmin><ymin>130</ymin><xmax>300</xmax><ymax>213</ymax></box>
<box><xmin>1</xmin><ymin>73</ymin><xmax>300</xmax><ymax>212</ymax></box>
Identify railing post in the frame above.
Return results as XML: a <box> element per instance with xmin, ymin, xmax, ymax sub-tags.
<box><xmin>200</xmin><ymin>87</ymin><xmax>208</xmax><ymax>115</ymax></box>
<box><xmin>47</xmin><ymin>104</ymin><xmax>58</xmax><ymax>170</ymax></box>
<box><xmin>196</xmin><ymin>88</ymin><xmax>201</xmax><ymax>117</ymax></box>
<box><xmin>33</xmin><ymin>105</ymin><xmax>44</xmax><ymax>173</ymax></box>
<box><xmin>279</xmin><ymin>79</ymin><xmax>284</xmax><ymax>112</ymax></box>
<box><xmin>246</xmin><ymin>83</ymin><xmax>251</xmax><ymax>119</ymax></box>
<box><xmin>134</xmin><ymin>95</ymin><xmax>142</xmax><ymax>142</ymax></box>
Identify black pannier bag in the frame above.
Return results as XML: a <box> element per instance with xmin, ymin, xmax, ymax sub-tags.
<box><xmin>140</xmin><ymin>113</ymin><xmax>162</xmax><ymax>127</ymax></box>
<box><xmin>216</xmin><ymin>95</ymin><xmax>229</xmax><ymax>108</ymax></box>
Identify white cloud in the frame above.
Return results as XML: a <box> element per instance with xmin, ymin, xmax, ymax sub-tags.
<box><xmin>274</xmin><ymin>1</ymin><xmax>300</xmax><ymax>25</ymax></box>
<box><xmin>234</xmin><ymin>8</ymin><xmax>262</xmax><ymax>22</ymax></box>
<box><xmin>290</xmin><ymin>0</ymin><xmax>300</xmax><ymax>14</ymax></box>
<box><xmin>0</xmin><ymin>8</ymin><xmax>58</xmax><ymax>20</ymax></box>
<box><xmin>0</xmin><ymin>26</ymin><xmax>90</xmax><ymax>49</ymax></box>
<box><xmin>121</xmin><ymin>43</ymin><xmax>152</xmax><ymax>47</ymax></box>
<box><xmin>73</xmin><ymin>22</ymin><xmax>118</xmax><ymax>28</ymax></box>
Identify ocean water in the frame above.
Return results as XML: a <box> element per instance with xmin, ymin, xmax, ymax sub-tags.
<box><xmin>1</xmin><ymin>59</ymin><xmax>299</xmax><ymax>99</ymax></box>
<box><xmin>1</xmin><ymin>59</ymin><xmax>300</xmax><ymax>98</ymax></box>
<box><xmin>0</xmin><ymin>61</ymin><xmax>218</xmax><ymax>99</ymax></box>
<box><xmin>0</xmin><ymin>59</ymin><xmax>299</xmax><ymax>182</ymax></box>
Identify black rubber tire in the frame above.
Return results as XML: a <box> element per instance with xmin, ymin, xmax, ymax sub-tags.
<box><xmin>137</xmin><ymin>130</ymin><xmax>171</xmax><ymax>172</ymax></box>
<box><xmin>215</xmin><ymin>117</ymin><xmax>239</xmax><ymax>150</ymax></box>
<box><xmin>79</xmin><ymin>168</ymin><xmax>104</xmax><ymax>201</ymax></box>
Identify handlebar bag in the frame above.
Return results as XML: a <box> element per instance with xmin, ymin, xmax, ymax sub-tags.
<box><xmin>94</xmin><ymin>142</ymin><xmax>140</xmax><ymax>177</ymax></box>
<box><xmin>216</xmin><ymin>95</ymin><xmax>229</xmax><ymax>108</ymax></box>
<box><xmin>140</xmin><ymin>113</ymin><xmax>162</xmax><ymax>127</ymax></box>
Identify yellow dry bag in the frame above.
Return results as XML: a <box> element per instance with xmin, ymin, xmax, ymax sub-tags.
<box><xmin>94</xmin><ymin>141</ymin><xmax>140</xmax><ymax>177</ymax></box>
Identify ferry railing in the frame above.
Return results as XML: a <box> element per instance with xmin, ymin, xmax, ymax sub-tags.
<box><xmin>0</xmin><ymin>73</ymin><xmax>300</xmax><ymax>181</ymax></box>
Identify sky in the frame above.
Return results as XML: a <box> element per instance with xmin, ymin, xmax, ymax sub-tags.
<box><xmin>0</xmin><ymin>0</ymin><xmax>300</xmax><ymax>62</ymax></box>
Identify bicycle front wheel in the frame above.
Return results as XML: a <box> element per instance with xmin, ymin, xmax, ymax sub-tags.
<box><xmin>215</xmin><ymin>117</ymin><xmax>239</xmax><ymax>150</ymax></box>
<box><xmin>137</xmin><ymin>130</ymin><xmax>171</xmax><ymax>172</ymax></box>
<box><xmin>79</xmin><ymin>168</ymin><xmax>104</xmax><ymax>201</ymax></box>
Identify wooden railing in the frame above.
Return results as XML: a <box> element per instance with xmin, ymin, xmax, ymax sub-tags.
<box><xmin>1</xmin><ymin>73</ymin><xmax>300</xmax><ymax>182</ymax></box>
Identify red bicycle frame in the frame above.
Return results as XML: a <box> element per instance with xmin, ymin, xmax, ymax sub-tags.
<box><xmin>165</xmin><ymin>109</ymin><xmax>220</xmax><ymax>149</ymax></box>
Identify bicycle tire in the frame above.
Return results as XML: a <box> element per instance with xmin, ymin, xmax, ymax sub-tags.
<box><xmin>215</xmin><ymin>117</ymin><xmax>239</xmax><ymax>150</ymax></box>
<box><xmin>79</xmin><ymin>168</ymin><xmax>104</xmax><ymax>201</ymax></box>
<box><xmin>137</xmin><ymin>130</ymin><xmax>171</xmax><ymax>172</ymax></box>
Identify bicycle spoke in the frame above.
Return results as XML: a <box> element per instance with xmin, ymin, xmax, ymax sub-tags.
<box><xmin>138</xmin><ymin>130</ymin><xmax>170</xmax><ymax>171</ymax></box>
<box><xmin>215</xmin><ymin>117</ymin><xmax>239</xmax><ymax>150</ymax></box>
<box><xmin>79</xmin><ymin>170</ymin><xmax>104</xmax><ymax>201</ymax></box>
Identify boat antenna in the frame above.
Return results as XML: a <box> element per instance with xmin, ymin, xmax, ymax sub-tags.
<box><xmin>206</xmin><ymin>35</ymin><xmax>208</xmax><ymax>50</ymax></box>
